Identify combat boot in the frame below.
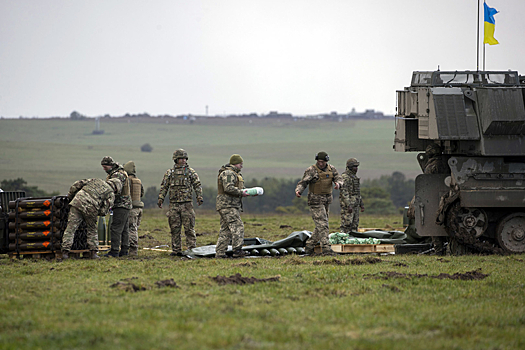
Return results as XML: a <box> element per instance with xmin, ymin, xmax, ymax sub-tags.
<box><xmin>119</xmin><ymin>250</ymin><xmax>129</xmax><ymax>257</ymax></box>
<box><xmin>319</xmin><ymin>246</ymin><xmax>337</xmax><ymax>256</ymax></box>
<box><xmin>304</xmin><ymin>246</ymin><xmax>315</xmax><ymax>255</ymax></box>
<box><xmin>104</xmin><ymin>250</ymin><xmax>119</xmax><ymax>258</ymax></box>
<box><xmin>170</xmin><ymin>252</ymin><xmax>184</xmax><ymax>257</ymax></box>
<box><xmin>90</xmin><ymin>251</ymin><xmax>100</xmax><ymax>259</ymax></box>
<box><xmin>129</xmin><ymin>248</ymin><xmax>138</xmax><ymax>257</ymax></box>
<box><xmin>232</xmin><ymin>249</ymin><xmax>247</xmax><ymax>258</ymax></box>
<box><xmin>61</xmin><ymin>250</ymin><xmax>69</xmax><ymax>260</ymax></box>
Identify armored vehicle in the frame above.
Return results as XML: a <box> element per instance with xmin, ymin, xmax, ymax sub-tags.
<box><xmin>395</xmin><ymin>70</ymin><xmax>525</xmax><ymax>254</ymax></box>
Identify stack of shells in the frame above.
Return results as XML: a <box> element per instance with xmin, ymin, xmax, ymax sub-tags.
<box><xmin>8</xmin><ymin>196</ymin><xmax>87</xmax><ymax>255</ymax></box>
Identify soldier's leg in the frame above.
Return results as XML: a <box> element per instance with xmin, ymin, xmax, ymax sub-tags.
<box><xmin>62</xmin><ymin>206</ymin><xmax>83</xmax><ymax>252</ymax></box>
<box><xmin>181</xmin><ymin>202</ymin><xmax>197</xmax><ymax>250</ymax></box>
<box><xmin>128</xmin><ymin>208</ymin><xmax>140</xmax><ymax>253</ymax></box>
<box><xmin>168</xmin><ymin>205</ymin><xmax>183</xmax><ymax>254</ymax></box>
<box><xmin>84</xmin><ymin>212</ymin><xmax>99</xmax><ymax>252</ymax></box>
<box><xmin>340</xmin><ymin>204</ymin><xmax>352</xmax><ymax>233</ymax></box>
<box><xmin>350</xmin><ymin>206</ymin><xmax>360</xmax><ymax>232</ymax></box>
<box><xmin>120</xmin><ymin>209</ymin><xmax>130</xmax><ymax>255</ymax></box>
<box><xmin>224</xmin><ymin>208</ymin><xmax>244</xmax><ymax>252</ymax></box>
<box><xmin>109</xmin><ymin>207</ymin><xmax>127</xmax><ymax>254</ymax></box>
<box><xmin>215</xmin><ymin>209</ymin><xmax>232</xmax><ymax>257</ymax></box>
<box><xmin>306</xmin><ymin>204</ymin><xmax>328</xmax><ymax>252</ymax></box>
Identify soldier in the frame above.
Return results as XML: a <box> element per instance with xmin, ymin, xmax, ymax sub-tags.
<box><xmin>424</xmin><ymin>144</ymin><xmax>450</xmax><ymax>255</ymax></box>
<box><xmin>124</xmin><ymin>161</ymin><xmax>144</xmax><ymax>257</ymax></box>
<box><xmin>158</xmin><ymin>149</ymin><xmax>203</xmax><ymax>257</ymax></box>
<box><xmin>101</xmin><ymin>156</ymin><xmax>132</xmax><ymax>257</ymax></box>
<box><xmin>215</xmin><ymin>154</ymin><xmax>249</xmax><ymax>258</ymax></box>
<box><xmin>295</xmin><ymin>151</ymin><xmax>343</xmax><ymax>255</ymax></box>
<box><xmin>339</xmin><ymin>158</ymin><xmax>365</xmax><ymax>233</ymax></box>
<box><xmin>61</xmin><ymin>178</ymin><xmax>122</xmax><ymax>259</ymax></box>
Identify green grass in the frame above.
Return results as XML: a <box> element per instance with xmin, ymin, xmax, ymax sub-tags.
<box><xmin>0</xmin><ymin>118</ymin><xmax>420</xmax><ymax>194</ymax></box>
<box><xmin>1</xmin><ymin>211</ymin><xmax>524</xmax><ymax>350</ymax></box>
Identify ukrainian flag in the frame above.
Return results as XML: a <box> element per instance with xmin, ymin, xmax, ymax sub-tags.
<box><xmin>484</xmin><ymin>2</ymin><xmax>499</xmax><ymax>45</ymax></box>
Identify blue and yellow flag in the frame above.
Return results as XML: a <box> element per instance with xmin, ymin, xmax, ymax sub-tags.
<box><xmin>484</xmin><ymin>2</ymin><xmax>499</xmax><ymax>45</ymax></box>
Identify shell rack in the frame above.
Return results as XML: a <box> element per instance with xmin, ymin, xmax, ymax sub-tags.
<box><xmin>7</xmin><ymin>196</ymin><xmax>89</xmax><ymax>259</ymax></box>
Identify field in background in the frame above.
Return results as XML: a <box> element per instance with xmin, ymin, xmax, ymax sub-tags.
<box><xmin>0</xmin><ymin>118</ymin><xmax>420</xmax><ymax>194</ymax></box>
<box><xmin>1</xmin><ymin>211</ymin><xmax>524</xmax><ymax>349</ymax></box>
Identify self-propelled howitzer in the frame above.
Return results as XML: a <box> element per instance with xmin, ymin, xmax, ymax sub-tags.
<box><xmin>394</xmin><ymin>70</ymin><xmax>525</xmax><ymax>254</ymax></box>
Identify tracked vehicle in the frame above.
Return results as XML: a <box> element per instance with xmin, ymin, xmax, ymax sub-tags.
<box><xmin>395</xmin><ymin>70</ymin><xmax>525</xmax><ymax>254</ymax></box>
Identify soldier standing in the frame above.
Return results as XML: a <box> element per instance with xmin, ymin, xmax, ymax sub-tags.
<box><xmin>61</xmin><ymin>178</ymin><xmax>122</xmax><ymax>259</ymax></box>
<box><xmin>158</xmin><ymin>149</ymin><xmax>203</xmax><ymax>257</ymax></box>
<box><xmin>124</xmin><ymin>161</ymin><xmax>144</xmax><ymax>257</ymax></box>
<box><xmin>295</xmin><ymin>151</ymin><xmax>343</xmax><ymax>255</ymax></box>
<box><xmin>339</xmin><ymin>158</ymin><xmax>365</xmax><ymax>233</ymax></box>
<box><xmin>215</xmin><ymin>154</ymin><xmax>249</xmax><ymax>258</ymax></box>
<box><xmin>101</xmin><ymin>156</ymin><xmax>132</xmax><ymax>257</ymax></box>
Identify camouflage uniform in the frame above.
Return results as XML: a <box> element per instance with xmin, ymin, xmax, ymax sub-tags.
<box><xmin>158</xmin><ymin>153</ymin><xmax>203</xmax><ymax>255</ymax></box>
<box><xmin>424</xmin><ymin>144</ymin><xmax>450</xmax><ymax>255</ymax></box>
<box><xmin>215</xmin><ymin>161</ymin><xmax>245</xmax><ymax>257</ymax></box>
<box><xmin>295</xmin><ymin>152</ymin><xmax>343</xmax><ymax>253</ymax></box>
<box><xmin>339</xmin><ymin>159</ymin><xmax>364</xmax><ymax>233</ymax></box>
<box><xmin>62</xmin><ymin>178</ymin><xmax>116</xmax><ymax>253</ymax></box>
<box><xmin>103</xmin><ymin>156</ymin><xmax>132</xmax><ymax>257</ymax></box>
<box><xmin>124</xmin><ymin>161</ymin><xmax>144</xmax><ymax>256</ymax></box>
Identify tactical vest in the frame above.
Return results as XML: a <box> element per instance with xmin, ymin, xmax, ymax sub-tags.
<box><xmin>106</xmin><ymin>168</ymin><xmax>130</xmax><ymax>196</ymax></box>
<box><xmin>309</xmin><ymin>164</ymin><xmax>334</xmax><ymax>195</ymax></box>
<box><xmin>82</xmin><ymin>179</ymin><xmax>113</xmax><ymax>201</ymax></box>
<box><xmin>217</xmin><ymin>170</ymin><xmax>244</xmax><ymax>194</ymax></box>
<box><xmin>129</xmin><ymin>176</ymin><xmax>144</xmax><ymax>208</ymax></box>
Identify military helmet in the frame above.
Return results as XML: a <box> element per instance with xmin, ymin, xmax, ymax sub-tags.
<box><xmin>346</xmin><ymin>158</ymin><xmax>360</xmax><ymax>168</ymax></box>
<box><xmin>106</xmin><ymin>178</ymin><xmax>122</xmax><ymax>193</ymax></box>
<box><xmin>101</xmin><ymin>156</ymin><xmax>115</xmax><ymax>166</ymax></box>
<box><xmin>315</xmin><ymin>151</ymin><xmax>329</xmax><ymax>161</ymax></box>
<box><xmin>123</xmin><ymin>161</ymin><xmax>136</xmax><ymax>175</ymax></box>
<box><xmin>425</xmin><ymin>144</ymin><xmax>442</xmax><ymax>157</ymax></box>
<box><xmin>172</xmin><ymin>149</ymin><xmax>188</xmax><ymax>161</ymax></box>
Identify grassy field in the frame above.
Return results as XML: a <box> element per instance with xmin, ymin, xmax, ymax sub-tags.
<box><xmin>1</xmin><ymin>211</ymin><xmax>524</xmax><ymax>350</ymax></box>
<box><xmin>0</xmin><ymin>118</ymin><xmax>420</xmax><ymax>194</ymax></box>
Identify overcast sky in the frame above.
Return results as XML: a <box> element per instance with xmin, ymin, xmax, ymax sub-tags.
<box><xmin>1</xmin><ymin>0</ymin><xmax>524</xmax><ymax>118</ymax></box>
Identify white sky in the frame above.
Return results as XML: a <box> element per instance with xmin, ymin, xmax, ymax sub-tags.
<box><xmin>0</xmin><ymin>0</ymin><xmax>524</xmax><ymax>118</ymax></box>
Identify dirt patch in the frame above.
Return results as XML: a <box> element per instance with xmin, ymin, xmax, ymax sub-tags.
<box><xmin>211</xmin><ymin>273</ymin><xmax>280</xmax><ymax>285</ymax></box>
<box><xmin>233</xmin><ymin>262</ymin><xmax>258</xmax><ymax>267</ymax></box>
<box><xmin>279</xmin><ymin>225</ymin><xmax>292</xmax><ymax>229</ymax></box>
<box><xmin>110</xmin><ymin>281</ymin><xmax>148</xmax><ymax>292</ymax></box>
<box><xmin>437</xmin><ymin>258</ymin><xmax>451</xmax><ymax>263</ymax></box>
<box><xmin>284</xmin><ymin>256</ymin><xmax>306</xmax><ymax>265</ymax></box>
<box><xmin>382</xmin><ymin>284</ymin><xmax>401</xmax><ymax>292</ymax></box>
<box><xmin>246</xmin><ymin>223</ymin><xmax>263</xmax><ymax>226</ymax></box>
<box><xmin>392</xmin><ymin>262</ymin><xmax>408</xmax><ymax>267</ymax></box>
<box><xmin>365</xmin><ymin>268</ymin><xmax>489</xmax><ymax>281</ymax></box>
<box><xmin>139</xmin><ymin>234</ymin><xmax>154</xmax><ymax>239</ymax></box>
<box><xmin>313</xmin><ymin>257</ymin><xmax>383</xmax><ymax>266</ymax></box>
<box><xmin>155</xmin><ymin>278</ymin><xmax>179</xmax><ymax>288</ymax></box>
<box><xmin>196</xmin><ymin>231</ymin><xmax>213</xmax><ymax>236</ymax></box>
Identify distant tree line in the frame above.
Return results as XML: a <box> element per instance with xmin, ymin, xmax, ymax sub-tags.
<box><xmin>1</xmin><ymin>178</ymin><xmax>59</xmax><ymax>198</ymax></box>
<box><xmin>142</xmin><ymin>172</ymin><xmax>415</xmax><ymax>215</ymax></box>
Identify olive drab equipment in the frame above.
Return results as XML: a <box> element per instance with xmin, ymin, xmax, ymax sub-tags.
<box><xmin>129</xmin><ymin>177</ymin><xmax>144</xmax><ymax>208</ymax></box>
<box><xmin>394</xmin><ymin>70</ymin><xmax>525</xmax><ymax>254</ymax></box>
<box><xmin>309</xmin><ymin>164</ymin><xmax>334</xmax><ymax>195</ymax></box>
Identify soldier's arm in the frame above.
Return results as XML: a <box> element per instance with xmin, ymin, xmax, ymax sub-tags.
<box><xmin>67</xmin><ymin>179</ymin><xmax>88</xmax><ymax>200</ymax></box>
<box><xmin>157</xmin><ymin>170</ymin><xmax>170</xmax><ymax>204</ymax></box>
<box><xmin>221</xmin><ymin>171</ymin><xmax>244</xmax><ymax>197</ymax></box>
<box><xmin>332</xmin><ymin>166</ymin><xmax>344</xmax><ymax>188</ymax></box>
<box><xmin>190</xmin><ymin>169</ymin><xmax>204</xmax><ymax>204</ymax></box>
<box><xmin>339</xmin><ymin>177</ymin><xmax>351</xmax><ymax>207</ymax></box>
<box><xmin>140</xmin><ymin>183</ymin><xmax>144</xmax><ymax>198</ymax></box>
<box><xmin>295</xmin><ymin>168</ymin><xmax>315</xmax><ymax>196</ymax></box>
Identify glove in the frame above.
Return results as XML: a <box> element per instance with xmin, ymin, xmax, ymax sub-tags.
<box><xmin>197</xmin><ymin>197</ymin><xmax>204</xmax><ymax>206</ymax></box>
<box><xmin>157</xmin><ymin>199</ymin><xmax>163</xmax><ymax>208</ymax></box>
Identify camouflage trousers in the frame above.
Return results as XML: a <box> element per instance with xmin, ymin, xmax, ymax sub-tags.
<box><xmin>167</xmin><ymin>202</ymin><xmax>196</xmax><ymax>254</ymax></box>
<box><xmin>62</xmin><ymin>206</ymin><xmax>99</xmax><ymax>252</ymax></box>
<box><xmin>340</xmin><ymin>205</ymin><xmax>360</xmax><ymax>233</ymax></box>
<box><xmin>216</xmin><ymin>208</ymin><xmax>244</xmax><ymax>257</ymax></box>
<box><xmin>110</xmin><ymin>207</ymin><xmax>130</xmax><ymax>254</ymax></box>
<box><xmin>128</xmin><ymin>208</ymin><xmax>143</xmax><ymax>252</ymax></box>
<box><xmin>307</xmin><ymin>203</ymin><xmax>331</xmax><ymax>250</ymax></box>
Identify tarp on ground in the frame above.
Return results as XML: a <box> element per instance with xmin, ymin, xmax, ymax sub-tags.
<box><xmin>183</xmin><ymin>229</ymin><xmax>411</xmax><ymax>258</ymax></box>
<box><xmin>183</xmin><ymin>230</ymin><xmax>312</xmax><ymax>258</ymax></box>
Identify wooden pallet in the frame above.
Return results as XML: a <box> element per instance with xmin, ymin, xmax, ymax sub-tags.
<box><xmin>8</xmin><ymin>249</ymin><xmax>90</xmax><ymax>259</ymax></box>
<box><xmin>316</xmin><ymin>244</ymin><xmax>395</xmax><ymax>254</ymax></box>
